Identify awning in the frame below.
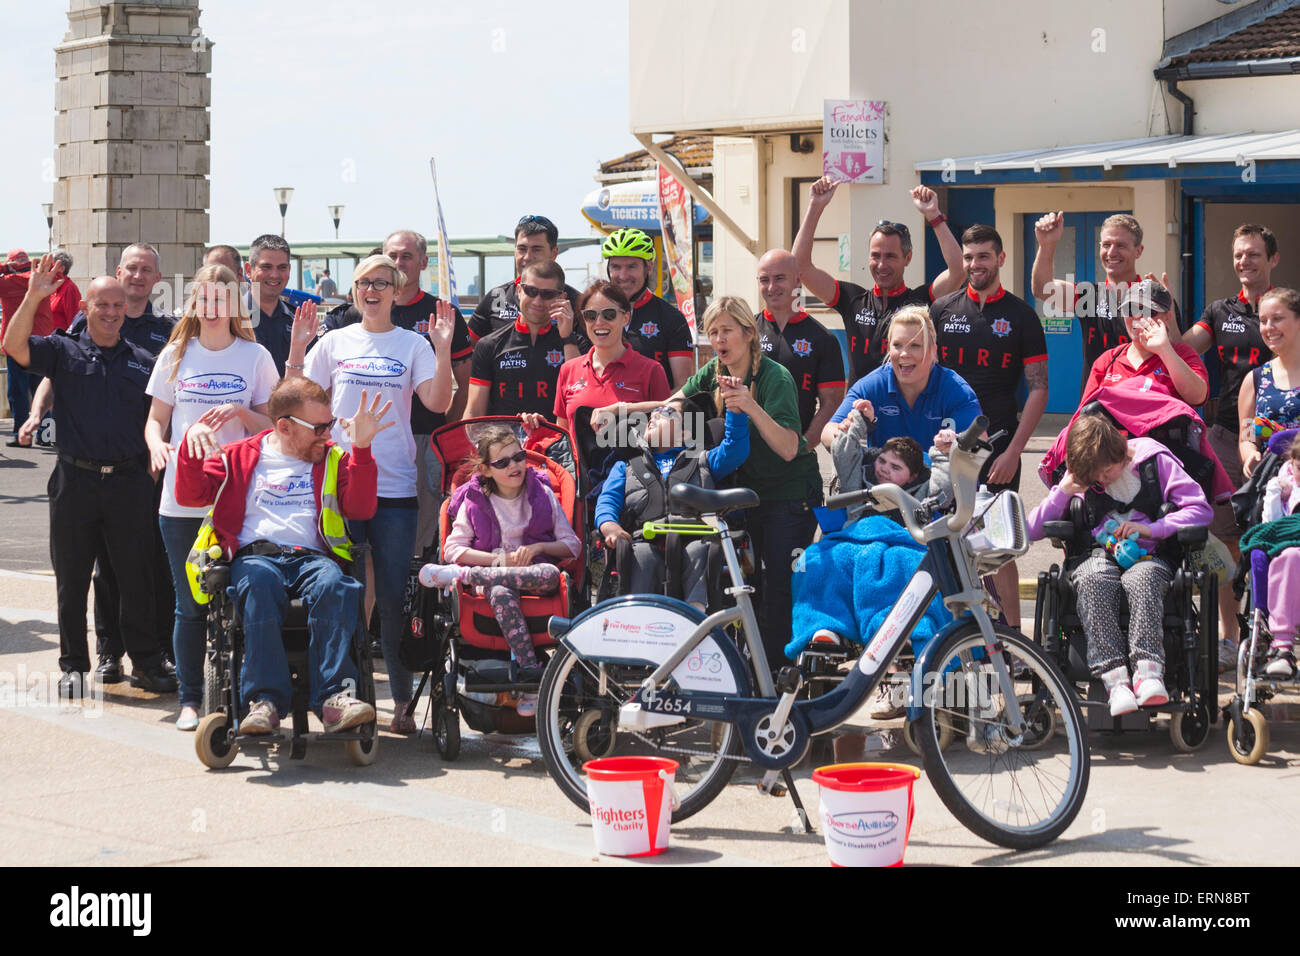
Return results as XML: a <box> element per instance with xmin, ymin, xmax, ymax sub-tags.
<box><xmin>915</xmin><ymin>130</ymin><xmax>1300</xmax><ymax>185</ymax></box>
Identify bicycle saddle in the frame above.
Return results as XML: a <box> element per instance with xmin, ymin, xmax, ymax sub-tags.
<box><xmin>669</xmin><ymin>483</ymin><xmax>760</xmax><ymax>515</ymax></box>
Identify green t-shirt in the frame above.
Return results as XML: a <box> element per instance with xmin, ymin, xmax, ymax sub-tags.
<box><xmin>682</xmin><ymin>356</ymin><xmax>822</xmax><ymax>502</ymax></box>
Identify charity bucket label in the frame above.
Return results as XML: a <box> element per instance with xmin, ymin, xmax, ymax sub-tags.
<box><xmin>586</xmin><ymin>771</ymin><xmax>674</xmax><ymax>857</ymax></box>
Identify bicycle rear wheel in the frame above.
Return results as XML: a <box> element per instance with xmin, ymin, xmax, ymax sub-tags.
<box><xmin>537</xmin><ymin>645</ymin><xmax>743</xmax><ymax>822</ymax></box>
<box><xmin>914</xmin><ymin>623</ymin><xmax>1089</xmax><ymax>850</ymax></box>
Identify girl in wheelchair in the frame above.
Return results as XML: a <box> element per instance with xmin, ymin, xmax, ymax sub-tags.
<box><xmin>1026</xmin><ymin>415</ymin><xmax>1212</xmax><ymax>715</ymax></box>
<box><xmin>1251</xmin><ymin>431</ymin><xmax>1300</xmax><ymax>677</ymax></box>
<box><xmin>419</xmin><ymin>425</ymin><xmax>581</xmax><ymax>716</ymax></box>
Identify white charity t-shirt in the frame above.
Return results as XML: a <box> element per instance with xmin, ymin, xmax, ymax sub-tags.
<box><xmin>238</xmin><ymin>435</ymin><xmax>321</xmax><ymax>551</ymax></box>
<box><xmin>304</xmin><ymin>323</ymin><xmax>438</xmax><ymax>498</ymax></box>
<box><xmin>147</xmin><ymin>337</ymin><xmax>279</xmax><ymax>518</ymax></box>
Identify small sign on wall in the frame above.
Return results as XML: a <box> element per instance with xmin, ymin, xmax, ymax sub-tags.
<box><xmin>823</xmin><ymin>100</ymin><xmax>886</xmax><ymax>184</ymax></box>
<box><xmin>838</xmin><ymin>233</ymin><xmax>851</xmax><ymax>272</ymax></box>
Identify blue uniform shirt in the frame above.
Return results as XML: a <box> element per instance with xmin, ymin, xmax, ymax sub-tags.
<box><xmin>23</xmin><ymin>331</ymin><xmax>154</xmax><ymax>460</ymax></box>
<box><xmin>252</xmin><ymin>297</ymin><xmax>295</xmax><ymax>376</ymax></box>
<box><xmin>829</xmin><ymin>362</ymin><xmax>982</xmax><ymax>448</ymax></box>
<box><xmin>68</xmin><ymin>301</ymin><xmax>174</xmax><ymax>357</ymax></box>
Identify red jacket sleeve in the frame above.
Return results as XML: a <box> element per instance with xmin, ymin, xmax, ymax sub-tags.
<box><xmin>174</xmin><ymin>433</ymin><xmax>231</xmax><ymax>508</ymax></box>
<box><xmin>336</xmin><ymin>445</ymin><xmax>378</xmax><ymax>521</ymax></box>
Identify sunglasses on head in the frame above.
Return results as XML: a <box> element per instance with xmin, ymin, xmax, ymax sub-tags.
<box><xmin>651</xmin><ymin>405</ymin><xmax>682</xmax><ymax>420</ymax></box>
<box><xmin>875</xmin><ymin>219</ymin><xmax>911</xmax><ymax>237</ymax></box>
<box><xmin>488</xmin><ymin>449</ymin><xmax>528</xmax><ymax>470</ymax></box>
<box><xmin>282</xmin><ymin>414</ymin><xmax>336</xmax><ymax>436</ymax></box>
<box><xmin>522</xmin><ymin>283</ymin><xmax>565</xmax><ymax>300</ymax></box>
<box><xmin>581</xmin><ymin>307</ymin><xmax>623</xmax><ymax>322</ymax></box>
<box><xmin>517</xmin><ymin>214</ymin><xmax>557</xmax><ymax>232</ymax></box>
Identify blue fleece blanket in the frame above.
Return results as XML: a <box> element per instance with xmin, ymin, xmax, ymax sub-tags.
<box><xmin>786</xmin><ymin>515</ymin><xmax>952</xmax><ymax>660</ymax></box>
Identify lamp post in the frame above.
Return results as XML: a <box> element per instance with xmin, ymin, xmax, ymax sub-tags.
<box><xmin>273</xmin><ymin>186</ymin><xmax>294</xmax><ymax>238</ymax></box>
<box><xmin>328</xmin><ymin>204</ymin><xmax>344</xmax><ymax>240</ymax></box>
<box><xmin>41</xmin><ymin>202</ymin><xmax>54</xmax><ymax>252</ymax></box>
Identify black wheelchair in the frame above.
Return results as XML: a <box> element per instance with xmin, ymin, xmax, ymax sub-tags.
<box><xmin>193</xmin><ymin>545</ymin><xmax>379</xmax><ymax>769</ymax></box>
<box><xmin>1032</xmin><ymin>497</ymin><xmax>1218</xmax><ymax>751</ymax></box>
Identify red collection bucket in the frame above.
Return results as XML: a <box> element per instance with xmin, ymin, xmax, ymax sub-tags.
<box><xmin>583</xmin><ymin>756</ymin><xmax>679</xmax><ymax>857</ymax></box>
<box><xmin>812</xmin><ymin>762</ymin><xmax>921</xmax><ymax>867</ymax></box>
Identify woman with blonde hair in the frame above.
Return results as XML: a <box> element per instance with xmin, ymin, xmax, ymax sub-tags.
<box><xmin>289</xmin><ymin>253</ymin><xmax>455</xmax><ymax>732</ymax></box>
<box><xmin>145</xmin><ymin>262</ymin><xmax>279</xmax><ymax>731</ymax></box>
<box><xmin>596</xmin><ymin>295</ymin><xmax>822</xmax><ymax>672</ymax></box>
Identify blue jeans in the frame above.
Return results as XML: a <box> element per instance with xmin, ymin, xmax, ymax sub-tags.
<box><xmin>6</xmin><ymin>355</ymin><xmax>32</xmax><ymax>434</ymax></box>
<box><xmin>230</xmin><ymin>552</ymin><xmax>363</xmax><ymax>716</ymax></box>
<box><xmin>348</xmin><ymin>499</ymin><xmax>418</xmax><ymax>703</ymax></box>
<box><xmin>159</xmin><ymin>515</ymin><xmax>207</xmax><ymax>707</ymax></box>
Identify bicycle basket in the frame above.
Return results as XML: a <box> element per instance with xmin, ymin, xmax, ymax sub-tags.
<box><xmin>962</xmin><ymin>490</ymin><xmax>1029</xmax><ymax>575</ymax></box>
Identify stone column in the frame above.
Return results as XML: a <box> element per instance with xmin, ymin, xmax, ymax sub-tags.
<box><xmin>54</xmin><ymin>0</ymin><xmax>210</xmax><ymax>291</ymax></box>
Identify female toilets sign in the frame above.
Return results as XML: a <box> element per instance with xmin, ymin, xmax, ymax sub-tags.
<box><xmin>823</xmin><ymin>100</ymin><xmax>886</xmax><ymax>184</ymax></box>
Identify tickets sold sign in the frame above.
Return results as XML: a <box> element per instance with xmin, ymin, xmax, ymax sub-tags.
<box><xmin>823</xmin><ymin>100</ymin><xmax>886</xmax><ymax>184</ymax></box>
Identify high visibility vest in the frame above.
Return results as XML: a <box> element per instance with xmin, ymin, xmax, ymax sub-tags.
<box><xmin>318</xmin><ymin>444</ymin><xmax>352</xmax><ymax>562</ymax></box>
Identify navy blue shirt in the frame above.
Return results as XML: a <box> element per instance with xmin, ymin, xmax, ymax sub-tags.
<box><xmin>68</xmin><ymin>301</ymin><xmax>174</xmax><ymax>358</ymax></box>
<box><xmin>830</xmin><ymin>361</ymin><xmax>982</xmax><ymax>448</ymax></box>
<box><xmin>252</xmin><ymin>297</ymin><xmax>295</xmax><ymax>376</ymax></box>
<box><xmin>23</xmin><ymin>331</ymin><xmax>154</xmax><ymax>460</ymax></box>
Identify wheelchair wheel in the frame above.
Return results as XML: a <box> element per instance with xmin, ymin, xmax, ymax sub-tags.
<box><xmin>913</xmin><ymin>623</ymin><xmax>1089</xmax><ymax>850</ymax></box>
<box><xmin>201</xmin><ymin>652</ymin><xmax>221</xmax><ymax>718</ymax></box>
<box><xmin>903</xmin><ymin>711</ymin><xmax>953</xmax><ymax>755</ymax></box>
<box><xmin>434</xmin><ymin>705</ymin><xmax>461</xmax><ymax>761</ymax></box>
<box><xmin>537</xmin><ymin>645</ymin><xmax>742</xmax><ymax>822</ymax></box>
<box><xmin>1226</xmin><ymin>706</ymin><xmax>1269</xmax><ymax>766</ymax></box>
<box><xmin>1169</xmin><ymin>700</ymin><xmax>1212</xmax><ymax>752</ymax></box>
<box><xmin>345</xmin><ymin>733</ymin><xmax>378</xmax><ymax>766</ymax></box>
<box><xmin>195</xmin><ymin>712</ymin><xmax>238</xmax><ymax>769</ymax></box>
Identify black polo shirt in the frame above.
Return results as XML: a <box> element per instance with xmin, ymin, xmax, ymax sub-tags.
<box><xmin>1195</xmin><ymin>288</ymin><xmax>1273</xmax><ymax>430</ymax></box>
<box><xmin>468</xmin><ymin>277</ymin><xmax>586</xmax><ymax>346</ymax></box>
<box><xmin>68</xmin><ymin>301</ymin><xmax>174</xmax><ymax>358</ymax></box>
<box><xmin>625</xmin><ymin>287</ymin><xmax>694</xmax><ymax>385</ymax></box>
<box><xmin>932</xmin><ymin>284</ymin><xmax>1047</xmax><ymax>430</ymax></box>
<box><xmin>252</xmin><ymin>297</ymin><xmax>295</xmax><ymax>376</ymax></box>
<box><xmin>469</xmin><ymin>316</ymin><xmax>569</xmax><ymax>419</ymax></box>
<box><xmin>828</xmin><ymin>279</ymin><xmax>933</xmax><ymax>385</ymax></box>
<box><xmin>320</xmin><ymin>290</ymin><xmax>473</xmax><ymax>432</ymax></box>
<box><xmin>756</xmin><ymin>309</ymin><xmax>846</xmax><ymax>432</ymax></box>
<box><xmin>22</xmin><ymin>331</ymin><xmax>153</xmax><ymax>461</ymax></box>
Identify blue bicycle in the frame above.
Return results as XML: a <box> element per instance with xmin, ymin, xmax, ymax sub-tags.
<box><xmin>537</xmin><ymin>418</ymin><xmax>1090</xmax><ymax>849</ymax></box>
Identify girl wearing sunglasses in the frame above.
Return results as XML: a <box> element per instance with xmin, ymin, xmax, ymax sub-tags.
<box><xmin>419</xmin><ymin>425</ymin><xmax>581</xmax><ymax>716</ymax></box>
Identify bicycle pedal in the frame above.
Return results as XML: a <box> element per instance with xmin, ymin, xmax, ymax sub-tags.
<box><xmin>757</xmin><ymin>770</ymin><xmax>786</xmax><ymax>796</ymax></box>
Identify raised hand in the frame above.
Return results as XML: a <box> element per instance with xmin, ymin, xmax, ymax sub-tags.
<box><xmin>25</xmin><ymin>253</ymin><xmax>65</xmax><ymax>302</ymax></box>
<box><xmin>809</xmin><ymin>176</ymin><xmax>841</xmax><ymax>210</ymax></box>
<box><xmin>340</xmin><ymin>388</ymin><xmax>395</xmax><ymax>449</ymax></box>
<box><xmin>1034</xmin><ymin>211</ymin><xmax>1065</xmax><ymax>245</ymax></box>
<box><xmin>1137</xmin><ymin>313</ymin><xmax>1171</xmax><ymax>353</ymax></box>
<box><xmin>910</xmin><ymin>185</ymin><xmax>940</xmax><ymax>220</ymax></box>
<box><xmin>549</xmin><ymin>295</ymin><xmax>575</xmax><ymax>340</ymax></box>
<box><xmin>428</xmin><ymin>298</ymin><xmax>455</xmax><ymax>352</ymax></box>
<box><xmin>290</xmin><ymin>300</ymin><xmax>318</xmax><ymax>352</ymax></box>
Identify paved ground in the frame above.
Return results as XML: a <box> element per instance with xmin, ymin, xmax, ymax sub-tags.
<box><xmin>2</xmin><ymin>421</ymin><xmax>1297</xmax><ymax>867</ymax></box>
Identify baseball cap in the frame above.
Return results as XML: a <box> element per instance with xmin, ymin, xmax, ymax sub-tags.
<box><xmin>1119</xmin><ymin>278</ymin><xmax>1173</xmax><ymax>317</ymax></box>
<box><xmin>6</xmin><ymin>249</ymin><xmax>29</xmax><ymax>265</ymax></box>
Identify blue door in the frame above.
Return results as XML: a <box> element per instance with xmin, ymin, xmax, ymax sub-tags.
<box><xmin>1022</xmin><ymin>210</ymin><xmax>1127</xmax><ymax>413</ymax></box>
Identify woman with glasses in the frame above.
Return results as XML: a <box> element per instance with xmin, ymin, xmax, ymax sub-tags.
<box><xmin>288</xmin><ymin>254</ymin><xmax>454</xmax><ymax>733</ymax></box>
<box><xmin>145</xmin><ymin>263</ymin><xmax>278</xmax><ymax>731</ymax></box>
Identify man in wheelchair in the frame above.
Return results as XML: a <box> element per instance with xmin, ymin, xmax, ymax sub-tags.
<box><xmin>594</xmin><ymin>398</ymin><xmax>749</xmax><ymax>610</ymax></box>
<box><xmin>175</xmin><ymin>377</ymin><xmax>390</xmax><ymax>735</ymax></box>
<box><xmin>1026</xmin><ymin>414</ymin><xmax>1212</xmax><ymax>715</ymax></box>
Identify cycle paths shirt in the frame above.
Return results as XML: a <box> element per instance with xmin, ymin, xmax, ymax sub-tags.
<box><xmin>469</xmin><ymin>317</ymin><xmax>569</xmax><ymax>420</ymax></box>
<box><xmin>827</xmin><ymin>279</ymin><xmax>933</xmax><ymax>385</ymax></box>
<box><xmin>1195</xmin><ymin>288</ymin><xmax>1272</xmax><ymax>431</ymax></box>
<box><xmin>625</xmin><ymin>287</ymin><xmax>695</xmax><ymax>386</ymax></box>
<box><xmin>238</xmin><ymin>435</ymin><xmax>320</xmax><ymax>551</ymax></box>
<box><xmin>147</xmin><ymin>337</ymin><xmax>279</xmax><ymax>518</ymax></box>
<box><xmin>756</xmin><ymin>309</ymin><xmax>846</xmax><ymax>433</ymax></box>
<box><xmin>931</xmin><ymin>284</ymin><xmax>1047</xmax><ymax>430</ymax></box>
<box><xmin>468</xmin><ymin>277</ymin><xmax>587</xmax><ymax>348</ymax></box>
<box><xmin>304</xmin><ymin>323</ymin><xmax>439</xmax><ymax>498</ymax></box>
<box><xmin>321</xmin><ymin>291</ymin><xmax>473</xmax><ymax>433</ymax></box>
<box><xmin>830</xmin><ymin>362</ymin><xmax>983</xmax><ymax>448</ymax></box>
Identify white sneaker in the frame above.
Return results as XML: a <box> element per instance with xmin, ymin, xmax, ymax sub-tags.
<box><xmin>868</xmin><ymin>681</ymin><xmax>905</xmax><ymax>720</ymax></box>
<box><xmin>1100</xmin><ymin>666</ymin><xmax>1138</xmax><ymax>716</ymax></box>
<box><xmin>418</xmin><ymin>563</ymin><xmax>464</xmax><ymax>588</ymax></box>
<box><xmin>1133</xmin><ymin>660</ymin><xmax>1169</xmax><ymax>707</ymax></box>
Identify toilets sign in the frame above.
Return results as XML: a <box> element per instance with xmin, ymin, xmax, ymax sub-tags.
<box><xmin>823</xmin><ymin>100</ymin><xmax>886</xmax><ymax>184</ymax></box>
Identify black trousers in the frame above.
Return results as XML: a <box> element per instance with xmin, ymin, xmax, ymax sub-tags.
<box><xmin>94</xmin><ymin>476</ymin><xmax>174</xmax><ymax>660</ymax></box>
<box><xmin>49</xmin><ymin>460</ymin><xmax>164</xmax><ymax>674</ymax></box>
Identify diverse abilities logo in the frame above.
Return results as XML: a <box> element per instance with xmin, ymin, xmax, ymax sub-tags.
<box><xmin>337</xmin><ymin>357</ymin><xmax>407</xmax><ymax>378</ymax></box>
<box><xmin>178</xmin><ymin>372</ymin><xmax>247</xmax><ymax>396</ymax></box>
<box><xmin>825</xmin><ymin>810</ymin><xmax>899</xmax><ymax>837</ymax></box>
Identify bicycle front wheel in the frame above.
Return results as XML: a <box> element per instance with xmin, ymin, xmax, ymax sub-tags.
<box><xmin>914</xmin><ymin>623</ymin><xmax>1089</xmax><ymax>850</ymax></box>
<box><xmin>536</xmin><ymin>645</ymin><xmax>743</xmax><ymax>822</ymax></box>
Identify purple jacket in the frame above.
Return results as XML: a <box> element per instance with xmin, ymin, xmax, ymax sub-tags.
<box><xmin>1026</xmin><ymin>437</ymin><xmax>1213</xmax><ymax>554</ymax></box>
<box><xmin>446</xmin><ymin>469</ymin><xmax>557</xmax><ymax>555</ymax></box>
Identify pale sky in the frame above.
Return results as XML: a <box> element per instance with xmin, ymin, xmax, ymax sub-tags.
<box><xmin>1</xmin><ymin>1</ymin><xmax>634</xmax><ymax>285</ymax></box>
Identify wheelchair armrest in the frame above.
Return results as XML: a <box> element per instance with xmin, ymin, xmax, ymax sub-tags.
<box><xmin>201</xmin><ymin>563</ymin><xmax>230</xmax><ymax>595</ymax></box>
<box><xmin>1176</xmin><ymin>526</ymin><xmax>1208</xmax><ymax>546</ymax></box>
<box><xmin>1043</xmin><ymin>521</ymin><xmax>1076</xmax><ymax>541</ymax></box>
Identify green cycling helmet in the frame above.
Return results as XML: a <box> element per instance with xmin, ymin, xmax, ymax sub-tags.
<box><xmin>601</xmin><ymin>228</ymin><xmax>656</xmax><ymax>260</ymax></box>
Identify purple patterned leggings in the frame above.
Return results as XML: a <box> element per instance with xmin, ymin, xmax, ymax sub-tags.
<box><xmin>462</xmin><ymin>564</ymin><xmax>560</xmax><ymax>667</ymax></box>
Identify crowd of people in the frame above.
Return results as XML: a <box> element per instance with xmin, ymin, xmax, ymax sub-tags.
<box><xmin>1</xmin><ymin>193</ymin><xmax>1297</xmax><ymax>737</ymax></box>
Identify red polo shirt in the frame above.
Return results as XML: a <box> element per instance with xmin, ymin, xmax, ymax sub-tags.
<box><xmin>553</xmin><ymin>345</ymin><xmax>670</xmax><ymax>425</ymax></box>
<box><xmin>1083</xmin><ymin>342</ymin><xmax>1209</xmax><ymax>405</ymax></box>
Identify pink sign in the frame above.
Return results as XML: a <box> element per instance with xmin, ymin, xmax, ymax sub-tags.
<box><xmin>823</xmin><ymin>99</ymin><xmax>886</xmax><ymax>185</ymax></box>
<box><xmin>657</xmin><ymin>164</ymin><xmax>697</xmax><ymax>338</ymax></box>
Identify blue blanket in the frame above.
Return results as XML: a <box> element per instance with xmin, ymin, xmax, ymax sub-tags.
<box><xmin>786</xmin><ymin>515</ymin><xmax>952</xmax><ymax>660</ymax></box>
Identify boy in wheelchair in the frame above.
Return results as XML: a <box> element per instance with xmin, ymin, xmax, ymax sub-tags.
<box><xmin>175</xmin><ymin>378</ymin><xmax>388</xmax><ymax>735</ymax></box>
<box><xmin>593</xmin><ymin>399</ymin><xmax>749</xmax><ymax>610</ymax></box>
<box><xmin>1026</xmin><ymin>415</ymin><xmax>1212</xmax><ymax>715</ymax></box>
